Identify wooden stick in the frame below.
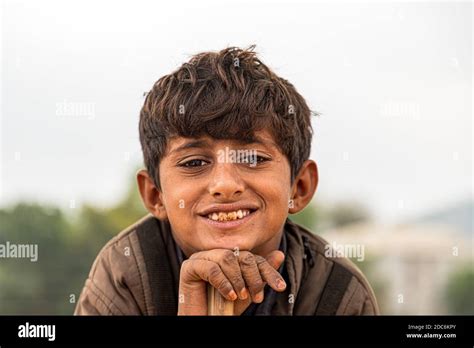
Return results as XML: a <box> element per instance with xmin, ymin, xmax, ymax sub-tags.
<box><xmin>207</xmin><ymin>284</ymin><xmax>234</xmax><ymax>315</ymax></box>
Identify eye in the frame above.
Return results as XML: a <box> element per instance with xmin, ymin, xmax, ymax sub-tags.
<box><xmin>239</xmin><ymin>155</ymin><xmax>270</xmax><ymax>165</ymax></box>
<box><xmin>179</xmin><ymin>159</ymin><xmax>209</xmax><ymax>168</ymax></box>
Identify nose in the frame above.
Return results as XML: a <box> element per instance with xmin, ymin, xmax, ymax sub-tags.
<box><xmin>208</xmin><ymin>163</ymin><xmax>245</xmax><ymax>200</ymax></box>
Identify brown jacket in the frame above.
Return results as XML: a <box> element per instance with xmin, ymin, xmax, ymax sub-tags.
<box><xmin>75</xmin><ymin>214</ymin><xmax>379</xmax><ymax>315</ymax></box>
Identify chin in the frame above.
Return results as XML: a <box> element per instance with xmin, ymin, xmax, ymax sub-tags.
<box><xmin>198</xmin><ymin>235</ymin><xmax>256</xmax><ymax>252</ymax></box>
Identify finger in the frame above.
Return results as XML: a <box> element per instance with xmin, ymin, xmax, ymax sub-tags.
<box><xmin>189</xmin><ymin>250</ymin><xmax>248</xmax><ymax>300</ymax></box>
<box><xmin>255</xmin><ymin>255</ymin><xmax>286</xmax><ymax>292</ymax></box>
<box><xmin>238</xmin><ymin>251</ymin><xmax>265</xmax><ymax>303</ymax></box>
<box><xmin>181</xmin><ymin>259</ymin><xmax>237</xmax><ymax>301</ymax></box>
<box><xmin>265</xmin><ymin>250</ymin><xmax>285</xmax><ymax>270</ymax></box>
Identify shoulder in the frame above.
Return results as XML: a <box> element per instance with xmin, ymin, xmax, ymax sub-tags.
<box><xmin>75</xmin><ymin>214</ymin><xmax>158</xmax><ymax>315</ymax></box>
<box><xmin>100</xmin><ymin>214</ymin><xmax>158</xmax><ymax>255</ymax></box>
<box><xmin>287</xmin><ymin>220</ymin><xmax>380</xmax><ymax>315</ymax></box>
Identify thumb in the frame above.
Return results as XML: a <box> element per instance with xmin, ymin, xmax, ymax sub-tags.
<box><xmin>265</xmin><ymin>250</ymin><xmax>285</xmax><ymax>270</ymax></box>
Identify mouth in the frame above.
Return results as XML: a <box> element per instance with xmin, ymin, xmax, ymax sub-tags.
<box><xmin>198</xmin><ymin>206</ymin><xmax>258</xmax><ymax>229</ymax></box>
<box><xmin>206</xmin><ymin>209</ymin><xmax>253</xmax><ymax>222</ymax></box>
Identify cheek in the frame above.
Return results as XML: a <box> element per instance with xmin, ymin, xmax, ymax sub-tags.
<box><xmin>264</xmin><ymin>164</ymin><xmax>292</xmax><ymax>198</ymax></box>
<box><xmin>266</xmin><ymin>191</ymin><xmax>291</xmax><ymax>221</ymax></box>
<box><xmin>257</xmin><ymin>180</ymin><xmax>291</xmax><ymax>221</ymax></box>
<box><xmin>161</xmin><ymin>178</ymin><xmax>197</xmax><ymax>221</ymax></box>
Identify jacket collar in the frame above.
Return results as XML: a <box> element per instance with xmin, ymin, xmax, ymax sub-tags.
<box><xmin>271</xmin><ymin>218</ymin><xmax>307</xmax><ymax>315</ymax></box>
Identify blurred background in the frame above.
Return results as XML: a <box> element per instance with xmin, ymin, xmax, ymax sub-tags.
<box><xmin>0</xmin><ymin>0</ymin><xmax>472</xmax><ymax>314</ymax></box>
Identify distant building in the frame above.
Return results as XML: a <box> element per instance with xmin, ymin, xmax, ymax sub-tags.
<box><xmin>321</xmin><ymin>222</ymin><xmax>472</xmax><ymax>314</ymax></box>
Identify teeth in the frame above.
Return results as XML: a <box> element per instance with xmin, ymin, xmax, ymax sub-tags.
<box><xmin>207</xmin><ymin>209</ymin><xmax>251</xmax><ymax>221</ymax></box>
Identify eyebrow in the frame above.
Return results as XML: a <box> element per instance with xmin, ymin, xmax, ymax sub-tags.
<box><xmin>169</xmin><ymin>136</ymin><xmax>278</xmax><ymax>156</ymax></box>
<box><xmin>236</xmin><ymin>136</ymin><xmax>279</xmax><ymax>150</ymax></box>
<box><xmin>169</xmin><ymin>139</ymin><xmax>210</xmax><ymax>155</ymax></box>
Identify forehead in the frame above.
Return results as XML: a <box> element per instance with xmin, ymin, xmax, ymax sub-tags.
<box><xmin>166</xmin><ymin>129</ymin><xmax>280</xmax><ymax>155</ymax></box>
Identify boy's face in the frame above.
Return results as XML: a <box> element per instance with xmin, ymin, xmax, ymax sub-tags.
<box><xmin>157</xmin><ymin>130</ymin><xmax>293</xmax><ymax>257</ymax></box>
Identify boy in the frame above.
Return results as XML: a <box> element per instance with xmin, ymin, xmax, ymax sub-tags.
<box><xmin>75</xmin><ymin>46</ymin><xmax>379</xmax><ymax>315</ymax></box>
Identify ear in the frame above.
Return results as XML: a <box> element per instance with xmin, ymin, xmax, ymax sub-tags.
<box><xmin>137</xmin><ymin>169</ymin><xmax>168</xmax><ymax>220</ymax></box>
<box><xmin>289</xmin><ymin>160</ymin><xmax>318</xmax><ymax>214</ymax></box>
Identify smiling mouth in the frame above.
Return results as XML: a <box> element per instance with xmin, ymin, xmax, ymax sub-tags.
<box><xmin>206</xmin><ymin>209</ymin><xmax>255</xmax><ymax>222</ymax></box>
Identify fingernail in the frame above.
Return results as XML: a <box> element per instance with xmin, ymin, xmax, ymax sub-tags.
<box><xmin>255</xmin><ymin>291</ymin><xmax>264</xmax><ymax>303</ymax></box>
<box><xmin>229</xmin><ymin>290</ymin><xmax>237</xmax><ymax>300</ymax></box>
<box><xmin>240</xmin><ymin>288</ymin><xmax>248</xmax><ymax>300</ymax></box>
<box><xmin>277</xmin><ymin>279</ymin><xmax>286</xmax><ymax>290</ymax></box>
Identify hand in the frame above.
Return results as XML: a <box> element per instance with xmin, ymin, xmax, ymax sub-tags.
<box><xmin>177</xmin><ymin>249</ymin><xmax>286</xmax><ymax>315</ymax></box>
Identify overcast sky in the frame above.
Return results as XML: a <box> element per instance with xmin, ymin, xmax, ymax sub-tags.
<box><xmin>1</xmin><ymin>0</ymin><xmax>472</xmax><ymax>223</ymax></box>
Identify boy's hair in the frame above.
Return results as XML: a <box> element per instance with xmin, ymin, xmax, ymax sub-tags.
<box><xmin>139</xmin><ymin>45</ymin><xmax>315</xmax><ymax>189</ymax></box>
